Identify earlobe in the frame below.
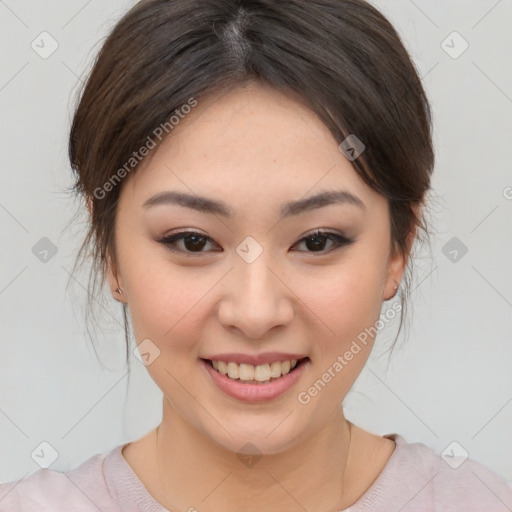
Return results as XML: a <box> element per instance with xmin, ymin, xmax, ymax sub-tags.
<box><xmin>113</xmin><ymin>286</ymin><xmax>125</xmax><ymax>302</ymax></box>
<box><xmin>384</xmin><ymin>273</ymin><xmax>402</xmax><ymax>301</ymax></box>
<box><xmin>111</xmin><ymin>281</ymin><xmax>126</xmax><ymax>303</ymax></box>
<box><xmin>384</xmin><ymin>279</ymin><xmax>400</xmax><ymax>301</ymax></box>
<box><xmin>106</xmin><ymin>254</ymin><xmax>125</xmax><ymax>303</ymax></box>
<box><xmin>383</xmin><ymin>240</ymin><xmax>407</xmax><ymax>301</ymax></box>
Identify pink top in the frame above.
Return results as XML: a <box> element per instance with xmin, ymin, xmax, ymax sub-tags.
<box><xmin>1</xmin><ymin>433</ymin><xmax>511</xmax><ymax>511</ymax></box>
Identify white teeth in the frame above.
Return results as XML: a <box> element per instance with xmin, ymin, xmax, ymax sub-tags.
<box><xmin>254</xmin><ymin>363</ymin><xmax>271</xmax><ymax>381</ymax></box>
<box><xmin>227</xmin><ymin>362</ymin><xmax>238</xmax><ymax>379</ymax></box>
<box><xmin>218</xmin><ymin>361</ymin><xmax>227</xmax><ymax>375</ymax></box>
<box><xmin>210</xmin><ymin>358</ymin><xmax>302</xmax><ymax>382</ymax></box>
<box><xmin>238</xmin><ymin>363</ymin><xmax>254</xmax><ymax>380</ymax></box>
<box><xmin>270</xmin><ymin>361</ymin><xmax>282</xmax><ymax>378</ymax></box>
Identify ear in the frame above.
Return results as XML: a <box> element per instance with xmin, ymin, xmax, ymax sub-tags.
<box><xmin>87</xmin><ymin>196</ymin><xmax>125</xmax><ymax>302</ymax></box>
<box><xmin>106</xmin><ymin>250</ymin><xmax>126</xmax><ymax>303</ymax></box>
<box><xmin>382</xmin><ymin>243</ymin><xmax>406</xmax><ymax>301</ymax></box>
<box><xmin>382</xmin><ymin>204</ymin><xmax>419</xmax><ymax>301</ymax></box>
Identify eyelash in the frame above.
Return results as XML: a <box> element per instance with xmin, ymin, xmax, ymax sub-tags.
<box><xmin>157</xmin><ymin>229</ymin><xmax>354</xmax><ymax>257</ymax></box>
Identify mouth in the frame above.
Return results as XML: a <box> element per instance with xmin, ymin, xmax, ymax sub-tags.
<box><xmin>201</xmin><ymin>357</ymin><xmax>310</xmax><ymax>385</ymax></box>
<box><xmin>200</xmin><ymin>356</ymin><xmax>311</xmax><ymax>402</ymax></box>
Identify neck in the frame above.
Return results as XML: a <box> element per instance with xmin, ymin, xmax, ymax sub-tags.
<box><xmin>153</xmin><ymin>397</ymin><xmax>355</xmax><ymax>512</ymax></box>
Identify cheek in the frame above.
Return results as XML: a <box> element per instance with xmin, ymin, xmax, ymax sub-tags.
<box><xmin>294</xmin><ymin>270</ymin><xmax>385</xmax><ymax>405</ymax></box>
<box><xmin>127</xmin><ymin>270</ymin><xmax>212</xmax><ymax>348</ymax></box>
<box><xmin>295</xmin><ymin>255</ymin><xmax>386</xmax><ymax>358</ymax></box>
<box><xmin>307</xmin><ymin>256</ymin><xmax>385</xmax><ymax>321</ymax></box>
<box><xmin>119</xmin><ymin>241</ymin><xmax>208</xmax><ymax>348</ymax></box>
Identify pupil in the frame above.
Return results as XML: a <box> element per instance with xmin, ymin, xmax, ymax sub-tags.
<box><xmin>185</xmin><ymin>234</ymin><xmax>206</xmax><ymax>251</ymax></box>
<box><xmin>307</xmin><ymin>234</ymin><xmax>326</xmax><ymax>251</ymax></box>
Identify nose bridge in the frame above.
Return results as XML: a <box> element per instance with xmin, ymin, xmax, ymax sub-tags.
<box><xmin>218</xmin><ymin>244</ymin><xmax>293</xmax><ymax>339</ymax></box>
<box><xmin>234</xmin><ymin>234</ymin><xmax>278</xmax><ymax>300</ymax></box>
<box><xmin>237</xmin><ymin>250</ymin><xmax>277</xmax><ymax>301</ymax></box>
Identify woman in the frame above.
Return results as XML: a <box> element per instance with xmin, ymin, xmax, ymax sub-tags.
<box><xmin>1</xmin><ymin>0</ymin><xmax>511</xmax><ymax>510</ymax></box>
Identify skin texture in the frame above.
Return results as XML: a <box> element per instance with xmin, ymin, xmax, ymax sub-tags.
<box><xmin>106</xmin><ymin>81</ymin><xmax>410</xmax><ymax>511</ymax></box>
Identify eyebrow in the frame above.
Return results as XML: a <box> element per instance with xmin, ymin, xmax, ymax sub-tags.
<box><xmin>142</xmin><ymin>189</ymin><xmax>365</xmax><ymax>217</ymax></box>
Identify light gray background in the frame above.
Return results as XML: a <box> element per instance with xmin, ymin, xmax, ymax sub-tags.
<box><xmin>1</xmin><ymin>0</ymin><xmax>511</xmax><ymax>487</ymax></box>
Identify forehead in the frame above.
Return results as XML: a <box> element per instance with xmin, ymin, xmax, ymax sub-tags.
<box><xmin>120</xmin><ymin>83</ymin><xmax>383</xmax><ymax>214</ymax></box>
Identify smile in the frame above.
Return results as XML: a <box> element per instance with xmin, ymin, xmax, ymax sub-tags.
<box><xmin>208</xmin><ymin>358</ymin><xmax>306</xmax><ymax>384</ymax></box>
<box><xmin>200</xmin><ymin>357</ymin><xmax>310</xmax><ymax>402</ymax></box>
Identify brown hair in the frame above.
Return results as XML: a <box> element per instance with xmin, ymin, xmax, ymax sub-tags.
<box><xmin>67</xmin><ymin>0</ymin><xmax>435</xmax><ymax>373</ymax></box>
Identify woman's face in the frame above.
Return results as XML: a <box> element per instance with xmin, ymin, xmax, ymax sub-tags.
<box><xmin>108</xmin><ymin>82</ymin><xmax>406</xmax><ymax>454</ymax></box>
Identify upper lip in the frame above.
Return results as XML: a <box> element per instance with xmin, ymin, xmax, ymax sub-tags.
<box><xmin>202</xmin><ymin>352</ymin><xmax>309</xmax><ymax>366</ymax></box>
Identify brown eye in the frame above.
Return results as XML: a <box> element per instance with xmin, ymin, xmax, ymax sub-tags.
<box><xmin>158</xmin><ymin>231</ymin><xmax>218</xmax><ymax>255</ymax></box>
<box><xmin>293</xmin><ymin>230</ymin><xmax>354</xmax><ymax>254</ymax></box>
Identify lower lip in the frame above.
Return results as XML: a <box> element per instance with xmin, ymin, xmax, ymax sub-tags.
<box><xmin>200</xmin><ymin>358</ymin><xmax>310</xmax><ymax>403</ymax></box>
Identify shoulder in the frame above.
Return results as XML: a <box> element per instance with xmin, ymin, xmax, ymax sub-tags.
<box><xmin>0</xmin><ymin>446</ymin><xmax>121</xmax><ymax>512</ymax></box>
<box><xmin>357</xmin><ymin>433</ymin><xmax>512</xmax><ymax>512</ymax></box>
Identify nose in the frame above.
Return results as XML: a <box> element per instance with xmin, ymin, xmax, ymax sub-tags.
<box><xmin>217</xmin><ymin>251</ymin><xmax>294</xmax><ymax>340</ymax></box>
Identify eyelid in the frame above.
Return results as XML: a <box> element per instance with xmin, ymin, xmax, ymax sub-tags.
<box><xmin>157</xmin><ymin>228</ymin><xmax>355</xmax><ymax>256</ymax></box>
